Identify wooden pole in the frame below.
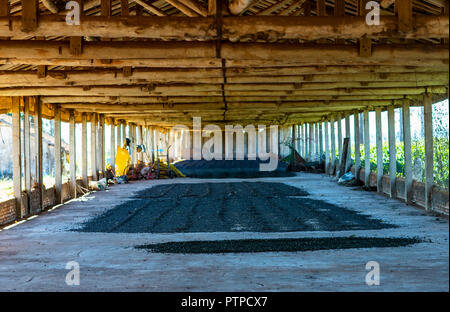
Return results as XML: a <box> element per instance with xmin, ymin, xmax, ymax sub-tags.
<box><xmin>375</xmin><ymin>107</ymin><xmax>384</xmax><ymax>192</ymax></box>
<box><xmin>99</xmin><ymin>114</ymin><xmax>105</xmax><ymax>178</ymax></box>
<box><xmin>353</xmin><ymin>111</ymin><xmax>361</xmax><ymax>180</ymax></box>
<box><xmin>337</xmin><ymin>114</ymin><xmax>343</xmax><ymax>176</ymax></box>
<box><xmin>122</xmin><ymin>121</ymin><xmax>126</xmax><ymax>147</ymax></box>
<box><xmin>330</xmin><ymin>117</ymin><xmax>336</xmax><ymax>174</ymax></box>
<box><xmin>23</xmin><ymin>97</ymin><xmax>31</xmax><ymax>215</ymax></box>
<box><xmin>345</xmin><ymin>113</ymin><xmax>351</xmax><ymax>172</ymax></box>
<box><xmin>423</xmin><ymin>93</ymin><xmax>433</xmax><ymax>210</ymax></box>
<box><xmin>69</xmin><ymin>110</ymin><xmax>76</xmax><ymax>198</ymax></box>
<box><xmin>324</xmin><ymin>121</ymin><xmax>330</xmax><ymax>173</ymax></box>
<box><xmin>54</xmin><ymin>105</ymin><xmax>62</xmax><ymax>204</ymax></box>
<box><xmin>363</xmin><ymin>109</ymin><xmax>371</xmax><ymax>187</ymax></box>
<box><xmin>91</xmin><ymin>113</ymin><xmax>98</xmax><ymax>181</ymax></box>
<box><xmin>303</xmin><ymin>124</ymin><xmax>307</xmax><ymax>160</ymax></box>
<box><xmin>81</xmin><ymin>113</ymin><xmax>88</xmax><ymax>187</ymax></box>
<box><xmin>110</xmin><ymin>121</ymin><xmax>116</xmax><ymax>171</ymax></box>
<box><xmin>12</xmin><ymin>97</ymin><xmax>22</xmax><ymax>219</ymax></box>
<box><xmin>388</xmin><ymin>105</ymin><xmax>397</xmax><ymax>198</ymax></box>
<box><xmin>34</xmin><ymin>97</ymin><xmax>43</xmax><ymax>210</ymax></box>
<box><xmin>402</xmin><ymin>99</ymin><xmax>413</xmax><ymax>204</ymax></box>
<box><xmin>308</xmin><ymin>123</ymin><xmax>313</xmax><ymax>161</ymax></box>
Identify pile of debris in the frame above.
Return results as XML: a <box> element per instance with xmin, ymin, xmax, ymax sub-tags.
<box><xmin>283</xmin><ymin>147</ymin><xmax>325</xmax><ymax>173</ymax></box>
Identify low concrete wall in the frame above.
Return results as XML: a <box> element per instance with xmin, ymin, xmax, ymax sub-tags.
<box><xmin>0</xmin><ymin>198</ymin><xmax>16</xmax><ymax>225</ymax></box>
<box><xmin>352</xmin><ymin>167</ymin><xmax>449</xmax><ymax>216</ymax></box>
<box><xmin>0</xmin><ymin>178</ymin><xmax>90</xmax><ymax>226</ymax></box>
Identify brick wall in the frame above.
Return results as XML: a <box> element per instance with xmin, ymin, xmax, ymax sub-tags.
<box><xmin>0</xmin><ymin>179</ymin><xmax>89</xmax><ymax>226</ymax></box>
<box><xmin>353</xmin><ymin>167</ymin><xmax>449</xmax><ymax>216</ymax></box>
<box><xmin>0</xmin><ymin>198</ymin><xmax>16</xmax><ymax>225</ymax></box>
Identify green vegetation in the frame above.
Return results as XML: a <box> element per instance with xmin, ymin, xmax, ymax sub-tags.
<box><xmin>352</xmin><ymin>138</ymin><xmax>449</xmax><ymax>189</ymax></box>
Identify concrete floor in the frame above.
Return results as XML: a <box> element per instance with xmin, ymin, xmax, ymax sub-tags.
<box><xmin>0</xmin><ymin>173</ymin><xmax>448</xmax><ymax>291</ymax></box>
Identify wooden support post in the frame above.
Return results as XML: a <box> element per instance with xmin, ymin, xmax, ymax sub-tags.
<box><xmin>99</xmin><ymin>114</ymin><xmax>105</xmax><ymax>177</ymax></box>
<box><xmin>423</xmin><ymin>93</ymin><xmax>433</xmax><ymax>210</ymax></box>
<box><xmin>90</xmin><ymin>113</ymin><xmax>98</xmax><ymax>181</ymax></box>
<box><xmin>317</xmin><ymin>0</ymin><xmax>326</xmax><ymax>16</ymax></box>
<box><xmin>101</xmin><ymin>0</ymin><xmax>111</xmax><ymax>17</ymax></box>
<box><xmin>354</xmin><ymin>111</ymin><xmax>361</xmax><ymax>180</ymax></box>
<box><xmin>21</xmin><ymin>0</ymin><xmax>38</xmax><ymax>33</ymax></box>
<box><xmin>375</xmin><ymin>107</ymin><xmax>384</xmax><ymax>192</ymax></box>
<box><xmin>34</xmin><ymin>97</ymin><xmax>43</xmax><ymax>210</ymax></box>
<box><xmin>54</xmin><ymin>105</ymin><xmax>62</xmax><ymax>204</ymax></box>
<box><xmin>316</xmin><ymin>123</ymin><xmax>320</xmax><ymax>159</ymax></box>
<box><xmin>324</xmin><ymin>121</ymin><xmax>330</xmax><ymax>173</ymax></box>
<box><xmin>345</xmin><ymin>114</ymin><xmax>351</xmax><ymax>172</ymax></box>
<box><xmin>402</xmin><ymin>99</ymin><xmax>412</xmax><ymax>204</ymax></box>
<box><xmin>319</xmin><ymin>122</ymin><xmax>323</xmax><ymax>158</ymax></box>
<box><xmin>81</xmin><ymin>113</ymin><xmax>88</xmax><ymax>188</ymax></box>
<box><xmin>138</xmin><ymin>125</ymin><xmax>143</xmax><ymax>162</ymax></box>
<box><xmin>388</xmin><ymin>106</ymin><xmax>396</xmax><ymax>198</ymax></box>
<box><xmin>122</xmin><ymin>121</ymin><xmax>126</xmax><ymax>147</ymax></box>
<box><xmin>23</xmin><ymin>97</ymin><xmax>31</xmax><ymax>215</ymax></box>
<box><xmin>12</xmin><ymin>97</ymin><xmax>22</xmax><ymax>219</ymax></box>
<box><xmin>0</xmin><ymin>0</ymin><xmax>10</xmax><ymax>16</ymax></box>
<box><xmin>397</xmin><ymin>0</ymin><xmax>413</xmax><ymax>32</ymax></box>
<box><xmin>117</xmin><ymin>122</ymin><xmax>122</xmax><ymax>149</ymax></box>
<box><xmin>110</xmin><ymin>121</ymin><xmax>116</xmax><ymax>171</ymax></box>
<box><xmin>363</xmin><ymin>109</ymin><xmax>371</xmax><ymax>187</ymax></box>
<box><xmin>308</xmin><ymin>123</ymin><xmax>313</xmax><ymax>161</ymax></box>
<box><xmin>330</xmin><ymin>117</ymin><xmax>336</xmax><ymax>174</ymax></box>
<box><xmin>69</xmin><ymin>110</ymin><xmax>76</xmax><ymax>198</ymax></box>
<box><xmin>336</xmin><ymin>114</ymin><xmax>343</xmax><ymax>176</ymax></box>
<box><xmin>302</xmin><ymin>125</ymin><xmax>306</xmax><ymax>160</ymax></box>
<box><xmin>338</xmin><ymin>138</ymin><xmax>350</xmax><ymax>179</ymax></box>
<box><xmin>131</xmin><ymin>123</ymin><xmax>137</xmax><ymax>165</ymax></box>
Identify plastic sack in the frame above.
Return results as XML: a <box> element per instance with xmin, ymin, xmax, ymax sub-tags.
<box><xmin>115</xmin><ymin>145</ymin><xmax>131</xmax><ymax>177</ymax></box>
<box><xmin>338</xmin><ymin>171</ymin><xmax>355</xmax><ymax>184</ymax></box>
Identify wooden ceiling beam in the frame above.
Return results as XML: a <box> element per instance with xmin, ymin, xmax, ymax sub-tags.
<box><xmin>0</xmin><ymin>15</ymin><xmax>448</xmax><ymax>40</ymax></box>
<box><xmin>1</xmin><ymin>70</ymin><xmax>446</xmax><ymax>87</ymax></box>
<box><xmin>0</xmin><ymin>41</ymin><xmax>447</xmax><ymax>67</ymax></box>
<box><xmin>0</xmin><ymin>85</ymin><xmax>446</xmax><ymax>96</ymax></box>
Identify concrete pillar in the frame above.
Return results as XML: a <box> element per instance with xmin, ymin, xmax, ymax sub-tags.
<box><xmin>69</xmin><ymin>110</ymin><xmax>76</xmax><ymax>198</ymax></box>
<box><xmin>314</xmin><ymin>123</ymin><xmax>318</xmax><ymax>160</ymax></box>
<box><xmin>99</xmin><ymin>114</ymin><xmax>105</xmax><ymax>177</ymax></box>
<box><xmin>34</xmin><ymin>97</ymin><xmax>43</xmax><ymax>210</ymax></box>
<box><xmin>324</xmin><ymin>121</ymin><xmax>329</xmax><ymax>173</ymax></box>
<box><xmin>54</xmin><ymin>105</ymin><xmax>62</xmax><ymax>204</ymax></box>
<box><xmin>402</xmin><ymin>99</ymin><xmax>413</xmax><ymax>204</ymax></box>
<box><xmin>336</xmin><ymin>114</ymin><xmax>343</xmax><ymax>176</ymax></box>
<box><xmin>308</xmin><ymin>123</ymin><xmax>313</xmax><ymax>161</ymax></box>
<box><xmin>375</xmin><ymin>107</ymin><xmax>383</xmax><ymax>192</ymax></box>
<box><xmin>24</xmin><ymin>97</ymin><xmax>31</xmax><ymax>212</ymax></box>
<box><xmin>423</xmin><ymin>93</ymin><xmax>433</xmax><ymax>210</ymax></box>
<box><xmin>388</xmin><ymin>106</ymin><xmax>396</xmax><ymax>198</ymax></box>
<box><xmin>363</xmin><ymin>109</ymin><xmax>371</xmax><ymax>187</ymax></box>
<box><xmin>12</xmin><ymin>97</ymin><xmax>22</xmax><ymax>219</ymax></box>
<box><xmin>122</xmin><ymin>121</ymin><xmax>126</xmax><ymax>147</ymax></box>
<box><xmin>116</xmin><ymin>122</ymin><xmax>122</xmax><ymax>150</ymax></box>
<box><xmin>110</xmin><ymin>121</ymin><xmax>116</xmax><ymax>170</ymax></box>
<box><xmin>303</xmin><ymin>124</ymin><xmax>307</xmax><ymax>160</ymax></box>
<box><xmin>81</xmin><ymin>113</ymin><xmax>88</xmax><ymax>187</ymax></box>
<box><xmin>330</xmin><ymin>117</ymin><xmax>336</xmax><ymax>174</ymax></box>
<box><xmin>319</xmin><ymin>122</ymin><xmax>323</xmax><ymax>159</ymax></box>
<box><xmin>345</xmin><ymin>114</ymin><xmax>351</xmax><ymax>172</ymax></box>
<box><xmin>90</xmin><ymin>113</ymin><xmax>98</xmax><ymax>181</ymax></box>
<box><xmin>353</xmin><ymin>111</ymin><xmax>361</xmax><ymax>181</ymax></box>
<box><xmin>137</xmin><ymin>125</ymin><xmax>142</xmax><ymax>163</ymax></box>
